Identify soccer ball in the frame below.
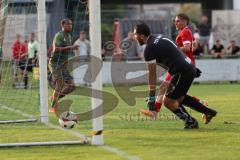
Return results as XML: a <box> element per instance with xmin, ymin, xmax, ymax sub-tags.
<box><xmin>59</xmin><ymin>118</ymin><xmax>76</xmax><ymax>129</ymax></box>
<box><xmin>59</xmin><ymin>111</ymin><xmax>77</xmax><ymax>129</ymax></box>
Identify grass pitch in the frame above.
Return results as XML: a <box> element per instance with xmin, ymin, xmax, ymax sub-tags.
<box><xmin>0</xmin><ymin>83</ymin><xmax>240</xmax><ymax>160</ymax></box>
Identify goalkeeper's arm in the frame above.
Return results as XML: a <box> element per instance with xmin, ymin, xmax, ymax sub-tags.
<box><xmin>147</xmin><ymin>62</ymin><xmax>156</xmax><ymax>110</ymax></box>
<box><xmin>147</xmin><ymin>62</ymin><xmax>156</xmax><ymax>95</ymax></box>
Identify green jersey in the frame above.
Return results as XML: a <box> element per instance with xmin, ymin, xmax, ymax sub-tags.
<box><xmin>50</xmin><ymin>31</ymin><xmax>73</xmax><ymax>67</ymax></box>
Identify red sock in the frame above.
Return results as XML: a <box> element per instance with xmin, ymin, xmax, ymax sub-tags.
<box><xmin>154</xmin><ymin>101</ymin><xmax>162</xmax><ymax>112</ymax></box>
<box><xmin>192</xmin><ymin>96</ymin><xmax>200</xmax><ymax>102</ymax></box>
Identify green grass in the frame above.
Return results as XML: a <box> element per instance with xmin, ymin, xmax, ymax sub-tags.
<box><xmin>1</xmin><ymin>81</ymin><xmax>240</xmax><ymax>159</ymax></box>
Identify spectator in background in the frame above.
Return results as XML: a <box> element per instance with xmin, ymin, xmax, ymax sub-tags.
<box><xmin>193</xmin><ymin>43</ymin><xmax>203</xmax><ymax>58</ymax></box>
<box><xmin>74</xmin><ymin>31</ymin><xmax>90</xmax><ymax>58</ymax></box>
<box><xmin>211</xmin><ymin>39</ymin><xmax>224</xmax><ymax>58</ymax></box>
<box><xmin>198</xmin><ymin>15</ymin><xmax>211</xmax><ymax>54</ymax></box>
<box><xmin>193</xmin><ymin>29</ymin><xmax>200</xmax><ymax>41</ymax></box>
<box><xmin>188</xmin><ymin>22</ymin><xmax>196</xmax><ymax>35</ymax></box>
<box><xmin>12</xmin><ymin>34</ymin><xmax>28</xmax><ymax>89</ymax></box>
<box><xmin>193</xmin><ymin>29</ymin><xmax>203</xmax><ymax>57</ymax></box>
<box><xmin>171</xmin><ymin>18</ymin><xmax>178</xmax><ymax>40</ymax></box>
<box><xmin>226</xmin><ymin>40</ymin><xmax>240</xmax><ymax>58</ymax></box>
<box><xmin>101</xmin><ymin>43</ymin><xmax>106</xmax><ymax>60</ymax></box>
<box><xmin>101</xmin><ymin>42</ymin><xmax>113</xmax><ymax>60</ymax></box>
<box><xmin>121</xmin><ymin>31</ymin><xmax>141</xmax><ymax>60</ymax></box>
<box><xmin>27</xmin><ymin>32</ymin><xmax>38</xmax><ymax>72</ymax></box>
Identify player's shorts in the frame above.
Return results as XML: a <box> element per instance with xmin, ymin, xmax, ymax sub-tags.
<box><xmin>49</xmin><ymin>64</ymin><xmax>73</xmax><ymax>81</ymax></box>
<box><xmin>164</xmin><ymin>58</ymin><xmax>195</xmax><ymax>82</ymax></box>
<box><xmin>13</xmin><ymin>60</ymin><xmax>28</xmax><ymax>75</ymax></box>
<box><xmin>165</xmin><ymin>67</ymin><xmax>196</xmax><ymax>99</ymax></box>
<box><xmin>27</xmin><ymin>58</ymin><xmax>36</xmax><ymax>72</ymax></box>
<box><xmin>18</xmin><ymin>60</ymin><xmax>28</xmax><ymax>71</ymax></box>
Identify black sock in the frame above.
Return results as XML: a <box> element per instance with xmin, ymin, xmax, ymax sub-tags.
<box><xmin>173</xmin><ymin>104</ymin><xmax>194</xmax><ymax>123</ymax></box>
<box><xmin>24</xmin><ymin>76</ymin><xmax>28</xmax><ymax>88</ymax></box>
<box><xmin>182</xmin><ymin>95</ymin><xmax>216</xmax><ymax>115</ymax></box>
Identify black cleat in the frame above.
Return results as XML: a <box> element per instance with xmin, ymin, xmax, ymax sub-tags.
<box><xmin>202</xmin><ymin>111</ymin><xmax>217</xmax><ymax>124</ymax></box>
<box><xmin>184</xmin><ymin>119</ymin><xmax>199</xmax><ymax>129</ymax></box>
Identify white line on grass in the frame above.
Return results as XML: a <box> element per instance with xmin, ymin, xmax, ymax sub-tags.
<box><xmin>0</xmin><ymin>104</ymin><xmax>35</xmax><ymax>119</ymax></box>
<box><xmin>47</xmin><ymin>123</ymin><xmax>141</xmax><ymax>160</ymax></box>
<box><xmin>101</xmin><ymin>145</ymin><xmax>141</xmax><ymax>160</ymax></box>
<box><xmin>0</xmin><ymin>104</ymin><xmax>141</xmax><ymax>160</ymax></box>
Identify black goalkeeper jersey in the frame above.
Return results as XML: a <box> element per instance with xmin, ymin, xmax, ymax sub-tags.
<box><xmin>144</xmin><ymin>34</ymin><xmax>195</xmax><ymax>75</ymax></box>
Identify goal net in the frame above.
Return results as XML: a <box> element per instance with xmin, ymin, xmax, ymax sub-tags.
<box><xmin>0</xmin><ymin>0</ymin><xmax>102</xmax><ymax>147</ymax></box>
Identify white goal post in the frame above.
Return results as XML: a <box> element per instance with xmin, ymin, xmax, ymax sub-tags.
<box><xmin>89</xmin><ymin>0</ymin><xmax>104</xmax><ymax>145</ymax></box>
<box><xmin>0</xmin><ymin>0</ymin><xmax>104</xmax><ymax>147</ymax></box>
<box><xmin>37</xmin><ymin>0</ymin><xmax>49</xmax><ymax>123</ymax></box>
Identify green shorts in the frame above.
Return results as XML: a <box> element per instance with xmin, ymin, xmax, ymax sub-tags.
<box><xmin>49</xmin><ymin>64</ymin><xmax>73</xmax><ymax>81</ymax></box>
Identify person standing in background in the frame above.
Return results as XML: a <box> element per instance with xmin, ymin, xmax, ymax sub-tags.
<box><xmin>198</xmin><ymin>15</ymin><xmax>211</xmax><ymax>54</ymax></box>
<box><xmin>27</xmin><ymin>32</ymin><xmax>38</xmax><ymax>72</ymax></box>
<box><xmin>121</xmin><ymin>31</ymin><xmax>142</xmax><ymax>60</ymax></box>
<box><xmin>74</xmin><ymin>31</ymin><xmax>90</xmax><ymax>58</ymax></box>
<box><xmin>12</xmin><ymin>34</ymin><xmax>28</xmax><ymax>89</ymax></box>
<box><xmin>226</xmin><ymin>40</ymin><xmax>240</xmax><ymax>57</ymax></box>
<box><xmin>211</xmin><ymin>39</ymin><xmax>224</xmax><ymax>59</ymax></box>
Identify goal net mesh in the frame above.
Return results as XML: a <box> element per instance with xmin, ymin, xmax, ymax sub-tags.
<box><xmin>0</xmin><ymin>0</ymin><xmax>92</xmax><ymax>146</ymax></box>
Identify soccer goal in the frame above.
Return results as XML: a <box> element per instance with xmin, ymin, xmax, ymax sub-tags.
<box><xmin>0</xmin><ymin>0</ymin><xmax>103</xmax><ymax>147</ymax></box>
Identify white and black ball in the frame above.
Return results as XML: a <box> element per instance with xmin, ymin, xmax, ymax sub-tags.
<box><xmin>59</xmin><ymin>111</ymin><xmax>77</xmax><ymax>129</ymax></box>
